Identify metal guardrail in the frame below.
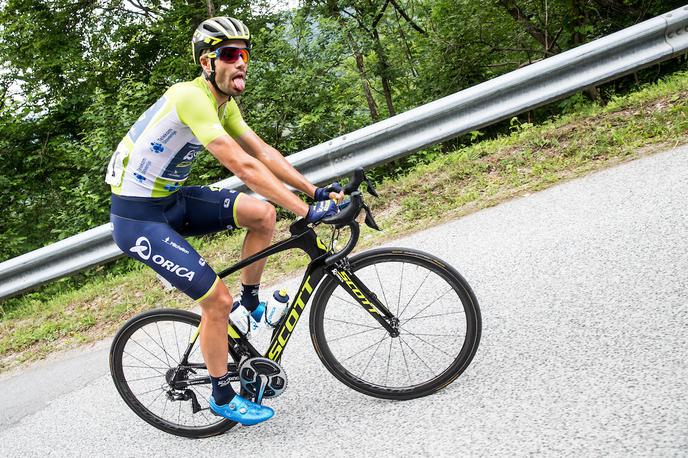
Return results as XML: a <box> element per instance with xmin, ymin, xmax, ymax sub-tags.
<box><xmin>1</xmin><ymin>5</ymin><xmax>688</xmax><ymax>300</ymax></box>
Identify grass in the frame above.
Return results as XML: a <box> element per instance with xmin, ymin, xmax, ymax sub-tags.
<box><xmin>1</xmin><ymin>70</ymin><xmax>687</xmax><ymax>374</ymax></box>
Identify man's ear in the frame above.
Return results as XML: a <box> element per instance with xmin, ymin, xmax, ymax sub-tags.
<box><xmin>199</xmin><ymin>54</ymin><xmax>211</xmax><ymax>75</ymax></box>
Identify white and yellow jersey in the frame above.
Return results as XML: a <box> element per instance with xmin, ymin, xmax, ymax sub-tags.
<box><xmin>106</xmin><ymin>76</ymin><xmax>249</xmax><ymax>197</ymax></box>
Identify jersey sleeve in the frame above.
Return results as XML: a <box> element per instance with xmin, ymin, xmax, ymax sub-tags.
<box><xmin>174</xmin><ymin>86</ymin><xmax>228</xmax><ymax>146</ymax></box>
<box><xmin>221</xmin><ymin>98</ymin><xmax>251</xmax><ymax>139</ymax></box>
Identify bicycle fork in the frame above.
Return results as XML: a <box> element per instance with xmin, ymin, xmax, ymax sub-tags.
<box><xmin>330</xmin><ymin>266</ymin><xmax>399</xmax><ymax>337</ymax></box>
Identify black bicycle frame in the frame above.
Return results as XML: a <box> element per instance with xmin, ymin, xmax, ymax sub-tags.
<box><xmin>175</xmin><ymin>219</ymin><xmax>396</xmax><ymax>383</ymax></box>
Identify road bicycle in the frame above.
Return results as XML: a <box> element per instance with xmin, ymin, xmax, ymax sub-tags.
<box><xmin>109</xmin><ymin>168</ymin><xmax>482</xmax><ymax>438</ymax></box>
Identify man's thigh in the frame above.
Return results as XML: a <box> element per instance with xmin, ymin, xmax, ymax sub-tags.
<box><xmin>111</xmin><ymin>214</ymin><xmax>219</xmax><ymax>301</ymax></box>
<box><xmin>175</xmin><ymin>186</ymin><xmax>243</xmax><ymax>237</ymax></box>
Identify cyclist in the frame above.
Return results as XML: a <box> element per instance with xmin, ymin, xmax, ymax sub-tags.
<box><xmin>105</xmin><ymin>16</ymin><xmax>343</xmax><ymax>426</ymax></box>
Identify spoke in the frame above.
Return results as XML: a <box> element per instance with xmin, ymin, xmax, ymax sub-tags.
<box><xmin>328</xmin><ymin>326</ymin><xmax>382</xmax><ymax>343</ymax></box>
<box><xmin>162</xmin><ymin>397</ymin><xmax>168</xmax><ymax>418</ymax></box>
<box><xmin>401</xmin><ymin>288</ymin><xmax>454</xmax><ymax>324</ymax></box>
<box><xmin>128</xmin><ymin>337</ymin><xmax>173</xmax><ymax>370</ymax></box>
<box><xmin>324</xmin><ymin>317</ymin><xmax>379</xmax><ymax>329</ymax></box>
<box><xmin>123</xmin><ymin>350</ymin><xmax>167</xmax><ymax>376</ymax></box>
<box><xmin>127</xmin><ymin>374</ymin><xmax>166</xmax><ymax>383</ymax></box>
<box><xmin>155</xmin><ymin>322</ymin><xmax>171</xmax><ymax>367</ymax></box>
<box><xmin>123</xmin><ymin>364</ymin><xmax>170</xmax><ymax>371</ymax></box>
<box><xmin>398</xmin><ymin>268</ymin><xmax>432</xmax><ymax>318</ymax></box>
<box><xmin>188</xmin><ymin>342</ymin><xmax>201</xmax><ymax>361</ymax></box>
<box><xmin>178</xmin><ymin>402</ymin><xmax>182</xmax><ymax>428</ymax></box>
<box><xmin>402</xmin><ymin>311</ymin><xmax>462</xmax><ymax>323</ymax></box>
<box><xmin>398</xmin><ymin>336</ymin><xmax>413</xmax><ymax>384</ymax></box>
<box><xmin>384</xmin><ymin>337</ymin><xmax>393</xmax><ymax>386</ymax></box>
<box><xmin>340</xmin><ymin>332</ymin><xmax>388</xmax><ymax>363</ymax></box>
<box><xmin>136</xmin><ymin>386</ymin><xmax>165</xmax><ymax>397</ymax></box>
<box><xmin>401</xmin><ymin>326</ymin><xmax>454</xmax><ymax>358</ymax></box>
<box><xmin>333</xmin><ymin>293</ymin><xmax>366</xmax><ymax>310</ymax></box>
<box><xmin>359</xmin><ymin>333</ymin><xmax>388</xmax><ymax>379</ymax></box>
<box><xmin>173</xmin><ymin>322</ymin><xmax>181</xmax><ymax>362</ymax></box>
<box><xmin>146</xmin><ymin>387</ymin><xmax>166</xmax><ymax>409</ymax></box>
<box><xmin>141</xmin><ymin>326</ymin><xmax>179</xmax><ymax>366</ymax></box>
<box><xmin>373</xmin><ymin>264</ymin><xmax>390</xmax><ymax>311</ymax></box>
<box><xmin>397</xmin><ymin>262</ymin><xmax>405</xmax><ymax>316</ymax></box>
<box><xmin>399</xmin><ymin>335</ymin><xmax>435</xmax><ymax>374</ymax></box>
<box><xmin>399</xmin><ymin>332</ymin><xmax>459</xmax><ymax>337</ymax></box>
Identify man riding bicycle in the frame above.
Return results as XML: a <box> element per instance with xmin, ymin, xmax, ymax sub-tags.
<box><xmin>106</xmin><ymin>16</ymin><xmax>343</xmax><ymax>426</ymax></box>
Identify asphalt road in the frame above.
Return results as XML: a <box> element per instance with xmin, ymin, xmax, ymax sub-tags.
<box><xmin>1</xmin><ymin>147</ymin><xmax>686</xmax><ymax>457</ymax></box>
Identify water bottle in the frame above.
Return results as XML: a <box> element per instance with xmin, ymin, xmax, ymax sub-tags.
<box><xmin>265</xmin><ymin>290</ymin><xmax>290</xmax><ymax>327</ymax></box>
<box><xmin>229</xmin><ymin>304</ymin><xmax>251</xmax><ymax>335</ymax></box>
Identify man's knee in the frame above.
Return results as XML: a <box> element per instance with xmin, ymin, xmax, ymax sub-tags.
<box><xmin>250</xmin><ymin>202</ymin><xmax>276</xmax><ymax>232</ymax></box>
<box><xmin>200</xmin><ymin>283</ymin><xmax>233</xmax><ymax>321</ymax></box>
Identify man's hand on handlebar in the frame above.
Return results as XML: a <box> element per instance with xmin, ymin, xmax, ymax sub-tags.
<box><xmin>306</xmin><ymin>199</ymin><xmax>339</xmax><ymax>224</ymax></box>
<box><xmin>314</xmin><ymin>182</ymin><xmax>345</xmax><ymax>203</ymax></box>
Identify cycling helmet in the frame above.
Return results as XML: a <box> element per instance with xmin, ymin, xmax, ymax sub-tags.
<box><xmin>192</xmin><ymin>17</ymin><xmax>251</xmax><ymax>66</ymax></box>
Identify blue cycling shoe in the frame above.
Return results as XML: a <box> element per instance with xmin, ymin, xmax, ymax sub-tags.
<box><xmin>208</xmin><ymin>394</ymin><xmax>274</xmax><ymax>426</ymax></box>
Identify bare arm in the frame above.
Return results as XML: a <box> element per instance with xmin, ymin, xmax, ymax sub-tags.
<box><xmin>206</xmin><ymin>134</ymin><xmax>309</xmax><ymax>217</ymax></box>
<box><xmin>235</xmin><ymin>129</ymin><xmax>318</xmax><ymax>198</ymax></box>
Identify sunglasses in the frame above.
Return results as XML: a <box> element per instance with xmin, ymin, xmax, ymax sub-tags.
<box><xmin>207</xmin><ymin>46</ymin><xmax>250</xmax><ymax>64</ymax></box>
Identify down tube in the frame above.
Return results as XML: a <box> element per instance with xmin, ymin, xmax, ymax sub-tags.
<box><xmin>266</xmin><ymin>264</ymin><xmax>326</xmax><ymax>361</ymax></box>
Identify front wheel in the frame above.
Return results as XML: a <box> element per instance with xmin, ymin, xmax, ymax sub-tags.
<box><xmin>310</xmin><ymin>248</ymin><xmax>481</xmax><ymax>400</ymax></box>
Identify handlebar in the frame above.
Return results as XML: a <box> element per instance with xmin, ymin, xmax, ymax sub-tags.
<box><xmin>319</xmin><ymin>168</ymin><xmax>380</xmax><ymax>265</ymax></box>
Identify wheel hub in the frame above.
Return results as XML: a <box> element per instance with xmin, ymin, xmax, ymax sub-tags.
<box><xmin>390</xmin><ymin>317</ymin><xmax>400</xmax><ymax>337</ymax></box>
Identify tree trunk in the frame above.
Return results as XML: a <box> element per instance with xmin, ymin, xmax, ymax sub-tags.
<box><xmin>372</xmin><ymin>28</ymin><xmax>396</xmax><ymax>117</ymax></box>
<box><xmin>570</xmin><ymin>0</ymin><xmax>601</xmax><ymax>102</ymax></box>
<box><xmin>346</xmin><ymin>29</ymin><xmax>380</xmax><ymax>121</ymax></box>
<box><xmin>498</xmin><ymin>0</ymin><xmax>561</xmax><ymax>56</ymax></box>
<box><xmin>394</xmin><ymin>7</ymin><xmax>418</xmax><ymax>78</ymax></box>
<box><xmin>206</xmin><ymin>0</ymin><xmax>215</xmax><ymax>17</ymax></box>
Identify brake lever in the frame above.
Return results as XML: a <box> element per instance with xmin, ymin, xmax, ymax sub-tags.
<box><xmin>363</xmin><ymin>203</ymin><xmax>380</xmax><ymax>231</ymax></box>
<box><xmin>365</xmin><ymin>178</ymin><xmax>379</xmax><ymax>197</ymax></box>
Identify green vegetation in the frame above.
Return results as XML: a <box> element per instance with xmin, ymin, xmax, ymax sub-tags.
<box><xmin>1</xmin><ymin>68</ymin><xmax>686</xmax><ymax>373</ymax></box>
<box><xmin>2</xmin><ymin>0</ymin><xmax>687</xmax><ymax>260</ymax></box>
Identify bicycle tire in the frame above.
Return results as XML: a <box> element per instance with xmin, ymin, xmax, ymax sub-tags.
<box><xmin>310</xmin><ymin>248</ymin><xmax>481</xmax><ymax>400</ymax></box>
<box><xmin>109</xmin><ymin>308</ymin><xmax>237</xmax><ymax>438</ymax></box>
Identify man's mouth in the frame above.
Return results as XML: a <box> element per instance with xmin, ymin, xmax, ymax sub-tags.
<box><xmin>231</xmin><ymin>74</ymin><xmax>246</xmax><ymax>92</ymax></box>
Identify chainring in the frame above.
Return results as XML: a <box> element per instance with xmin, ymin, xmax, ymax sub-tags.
<box><xmin>238</xmin><ymin>357</ymin><xmax>288</xmax><ymax>400</ymax></box>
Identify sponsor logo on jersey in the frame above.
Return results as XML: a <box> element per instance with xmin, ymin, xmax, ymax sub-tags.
<box><xmin>183</xmin><ymin>150</ymin><xmax>199</xmax><ymax>161</ymax></box>
<box><xmin>199</xmin><ymin>257</ymin><xmax>206</xmax><ymax>266</ymax></box>
<box><xmin>150</xmin><ymin>142</ymin><xmax>165</xmax><ymax>154</ymax></box>
<box><xmin>164</xmin><ymin>182</ymin><xmax>181</xmax><ymax>192</ymax></box>
<box><xmin>158</xmin><ymin>128</ymin><xmax>177</xmax><ymax>144</ymax></box>
<box><xmin>163</xmin><ymin>236</ymin><xmax>190</xmax><ymax>254</ymax></box>
<box><xmin>133</xmin><ymin>172</ymin><xmax>146</xmax><ymax>183</ymax></box>
<box><xmin>129</xmin><ymin>236</ymin><xmax>195</xmax><ymax>281</ymax></box>
<box><xmin>223</xmin><ymin>198</ymin><xmax>231</xmax><ymax>208</ymax></box>
<box><xmin>136</xmin><ymin>158</ymin><xmax>152</xmax><ymax>174</ymax></box>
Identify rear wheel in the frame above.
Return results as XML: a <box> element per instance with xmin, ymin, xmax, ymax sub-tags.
<box><xmin>109</xmin><ymin>309</ymin><xmax>237</xmax><ymax>438</ymax></box>
<box><xmin>310</xmin><ymin>248</ymin><xmax>481</xmax><ymax>400</ymax></box>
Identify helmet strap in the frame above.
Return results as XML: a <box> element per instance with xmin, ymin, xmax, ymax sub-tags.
<box><xmin>205</xmin><ymin>58</ymin><xmax>231</xmax><ymax>99</ymax></box>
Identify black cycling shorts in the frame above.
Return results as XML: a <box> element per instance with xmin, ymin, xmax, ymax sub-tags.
<box><xmin>110</xmin><ymin>186</ymin><xmax>243</xmax><ymax>301</ymax></box>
